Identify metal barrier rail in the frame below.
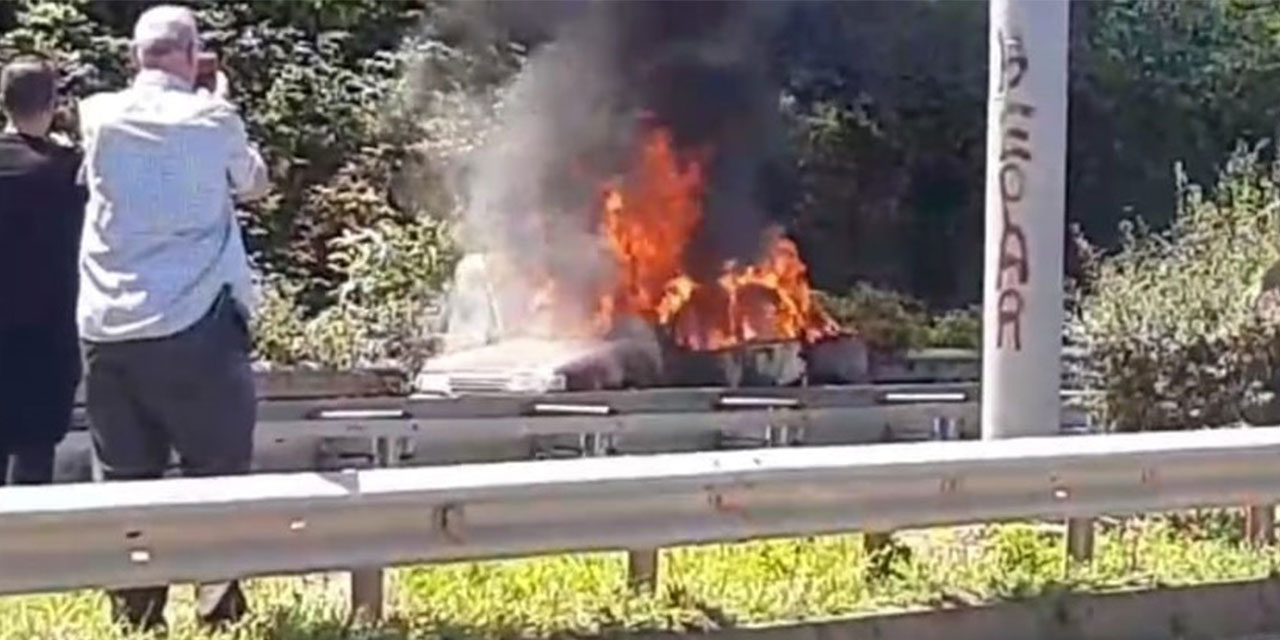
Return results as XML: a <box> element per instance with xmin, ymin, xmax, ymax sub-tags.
<box><xmin>4</xmin><ymin>425</ymin><xmax>1278</xmax><ymax>599</ymax></box>
<box><xmin>52</xmin><ymin>386</ymin><xmax>1094</xmax><ymax>482</ymax></box>
<box><xmin>42</xmin><ymin>383</ymin><xmax>1094</xmax><ymax>615</ymax></box>
<box><xmin>43</xmin><ymin>385</ymin><xmax>1089</xmax><ymax>614</ymax></box>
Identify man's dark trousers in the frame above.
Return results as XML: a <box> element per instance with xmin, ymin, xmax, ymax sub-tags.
<box><xmin>0</xmin><ymin>443</ymin><xmax>57</xmax><ymax>485</ymax></box>
<box><xmin>82</xmin><ymin>288</ymin><xmax>256</xmax><ymax>631</ymax></box>
<box><xmin>0</xmin><ymin>322</ymin><xmax>80</xmax><ymax>486</ymax></box>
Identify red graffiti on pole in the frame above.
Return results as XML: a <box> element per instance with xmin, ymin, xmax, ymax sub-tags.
<box><xmin>995</xmin><ymin>30</ymin><xmax>1032</xmax><ymax>351</ymax></box>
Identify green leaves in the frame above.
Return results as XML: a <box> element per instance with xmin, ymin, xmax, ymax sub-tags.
<box><xmin>814</xmin><ymin>284</ymin><xmax>979</xmax><ymax>352</ymax></box>
<box><xmin>1071</xmin><ymin>142</ymin><xmax>1280</xmax><ymax>431</ymax></box>
<box><xmin>0</xmin><ymin>0</ymin><xmax>128</xmax><ymax>115</ymax></box>
<box><xmin>252</xmin><ymin>214</ymin><xmax>459</xmax><ymax>371</ymax></box>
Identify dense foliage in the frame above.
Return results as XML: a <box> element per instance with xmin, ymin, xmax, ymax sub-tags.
<box><xmin>1070</xmin><ymin>145</ymin><xmax>1280</xmax><ymax>431</ymax></box>
<box><xmin>816</xmin><ymin>285</ymin><xmax>979</xmax><ymax>353</ymax></box>
<box><xmin>778</xmin><ymin>0</ymin><xmax>1280</xmax><ymax>307</ymax></box>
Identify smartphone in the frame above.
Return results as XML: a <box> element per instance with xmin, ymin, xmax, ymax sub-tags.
<box><xmin>195</xmin><ymin>52</ymin><xmax>218</xmax><ymax>92</ymax></box>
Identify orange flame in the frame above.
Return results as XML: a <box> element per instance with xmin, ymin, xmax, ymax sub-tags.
<box><xmin>588</xmin><ymin>126</ymin><xmax>839</xmax><ymax>351</ymax></box>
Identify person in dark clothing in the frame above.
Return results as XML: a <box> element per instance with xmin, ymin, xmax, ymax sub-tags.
<box><xmin>0</xmin><ymin>56</ymin><xmax>87</xmax><ymax>485</ymax></box>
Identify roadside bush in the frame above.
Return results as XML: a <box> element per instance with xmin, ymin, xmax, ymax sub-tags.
<box><xmin>923</xmin><ymin>307</ymin><xmax>982</xmax><ymax>351</ymax></box>
<box><xmin>253</xmin><ymin>215</ymin><xmax>459</xmax><ymax>371</ymax></box>
<box><xmin>816</xmin><ymin>284</ymin><xmax>980</xmax><ymax>352</ymax></box>
<box><xmin>1070</xmin><ymin>143</ymin><xmax>1280</xmax><ymax>431</ymax></box>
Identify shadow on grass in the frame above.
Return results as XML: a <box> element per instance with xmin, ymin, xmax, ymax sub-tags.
<box><xmin>234</xmin><ymin>590</ymin><xmax>733</xmax><ymax>640</ymax></box>
<box><xmin>230</xmin><ymin>616</ymin><xmax>661</xmax><ymax>640</ymax></box>
<box><xmin>218</xmin><ymin>613</ymin><xmax>412</xmax><ymax>640</ymax></box>
<box><xmin>221</xmin><ymin>610</ymin><xmax>664</xmax><ymax>640</ymax></box>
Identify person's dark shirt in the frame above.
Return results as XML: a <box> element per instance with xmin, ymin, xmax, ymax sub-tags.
<box><xmin>0</xmin><ymin>132</ymin><xmax>86</xmax><ymax>330</ymax></box>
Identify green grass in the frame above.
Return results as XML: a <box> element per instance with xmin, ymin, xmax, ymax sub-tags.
<box><xmin>4</xmin><ymin>513</ymin><xmax>1279</xmax><ymax>639</ymax></box>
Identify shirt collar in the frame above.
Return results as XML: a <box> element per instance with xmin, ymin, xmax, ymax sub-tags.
<box><xmin>133</xmin><ymin>68</ymin><xmax>194</xmax><ymax>93</ymax></box>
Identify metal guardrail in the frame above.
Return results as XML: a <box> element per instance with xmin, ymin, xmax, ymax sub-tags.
<box><xmin>42</xmin><ymin>381</ymin><xmax>1092</xmax><ymax>616</ymax></box>
<box><xmin>4</xmin><ymin>425</ymin><xmax>1278</xmax><ymax>598</ymax></box>
<box><xmin>67</xmin><ymin>348</ymin><xmax>1017</xmax><ymax>405</ymax></box>
<box><xmin>52</xmin><ymin>385</ymin><xmax>1094</xmax><ymax>482</ymax></box>
<box><xmin>52</xmin><ymin>348</ymin><xmax>1087</xmax><ymax>481</ymax></box>
<box><xmin>37</xmin><ymin>358</ymin><xmax>1100</xmax><ymax>618</ymax></box>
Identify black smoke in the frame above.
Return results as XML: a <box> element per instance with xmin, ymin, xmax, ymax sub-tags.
<box><xmin>608</xmin><ymin>1</ymin><xmax>792</xmax><ymax>276</ymax></box>
<box><xmin>459</xmin><ymin>0</ymin><xmax>795</xmax><ymax>332</ymax></box>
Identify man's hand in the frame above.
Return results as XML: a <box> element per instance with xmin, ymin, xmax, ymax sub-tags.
<box><xmin>213</xmin><ymin>70</ymin><xmax>230</xmax><ymax>101</ymax></box>
<box><xmin>195</xmin><ymin>51</ymin><xmax>230</xmax><ymax>101</ymax></box>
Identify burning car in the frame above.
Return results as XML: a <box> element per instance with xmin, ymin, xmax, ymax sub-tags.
<box><xmin>416</xmin><ymin>127</ymin><xmax>866</xmax><ymax>395</ymax></box>
<box><xmin>415</xmin><ymin>3</ymin><xmax>868</xmax><ymax>395</ymax></box>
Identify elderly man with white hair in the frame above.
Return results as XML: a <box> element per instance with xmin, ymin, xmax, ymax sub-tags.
<box><xmin>76</xmin><ymin>4</ymin><xmax>268</xmax><ymax>632</ymax></box>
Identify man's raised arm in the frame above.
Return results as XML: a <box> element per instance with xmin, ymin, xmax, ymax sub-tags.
<box><xmin>224</xmin><ymin>110</ymin><xmax>268</xmax><ymax>203</ymax></box>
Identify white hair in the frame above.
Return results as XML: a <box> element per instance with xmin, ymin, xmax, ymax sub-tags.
<box><xmin>132</xmin><ymin>5</ymin><xmax>199</xmax><ymax>63</ymax></box>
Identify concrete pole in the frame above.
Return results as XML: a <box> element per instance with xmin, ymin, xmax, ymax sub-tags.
<box><xmin>981</xmin><ymin>0</ymin><xmax>1070</xmax><ymax>440</ymax></box>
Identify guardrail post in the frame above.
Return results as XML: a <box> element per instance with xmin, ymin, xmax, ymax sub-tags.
<box><xmin>932</xmin><ymin>415</ymin><xmax>959</xmax><ymax>442</ymax></box>
<box><xmin>1066</xmin><ymin>517</ymin><xmax>1094</xmax><ymax>564</ymax></box>
<box><xmin>1247</xmin><ymin>504</ymin><xmax>1276</xmax><ymax>546</ymax></box>
<box><xmin>863</xmin><ymin>530</ymin><xmax>895</xmax><ymax>578</ymax></box>
<box><xmin>564</xmin><ymin>430</ymin><xmax>660</xmax><ymax>592</ymax></box>
<box><xmin>627</xmin><ymin>548</ymin><xmax>660</xmax><ymax>591</ymax></box>
<box><xmin>349</xmin><ymin>435</ymin><xmax>399</xmax><ymax>621</ymax></box>
<box><xmin>862</xmin><ymin>415</ymin><xmax>956</xmax><ymax>567</ymax></box>
<box><xmin>349</xmin><ymin>567</ymin><xmax>384</xmax><ymax>622</ymax></box>
<box><xmin>587</xmin><ymin>433</ymin><xmax>660</xmax><ymax>592</ymax></box>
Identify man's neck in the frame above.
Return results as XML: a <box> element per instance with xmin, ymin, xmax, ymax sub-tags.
<box><xmin>3</xmin><ymin>119</ymin><xmax>47</xmax><ymax>138</ymax></box>
<box><xmin>135</xmin><ymin>67</ymin><xmax>194</xmax><ymax>92</ymax></box>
